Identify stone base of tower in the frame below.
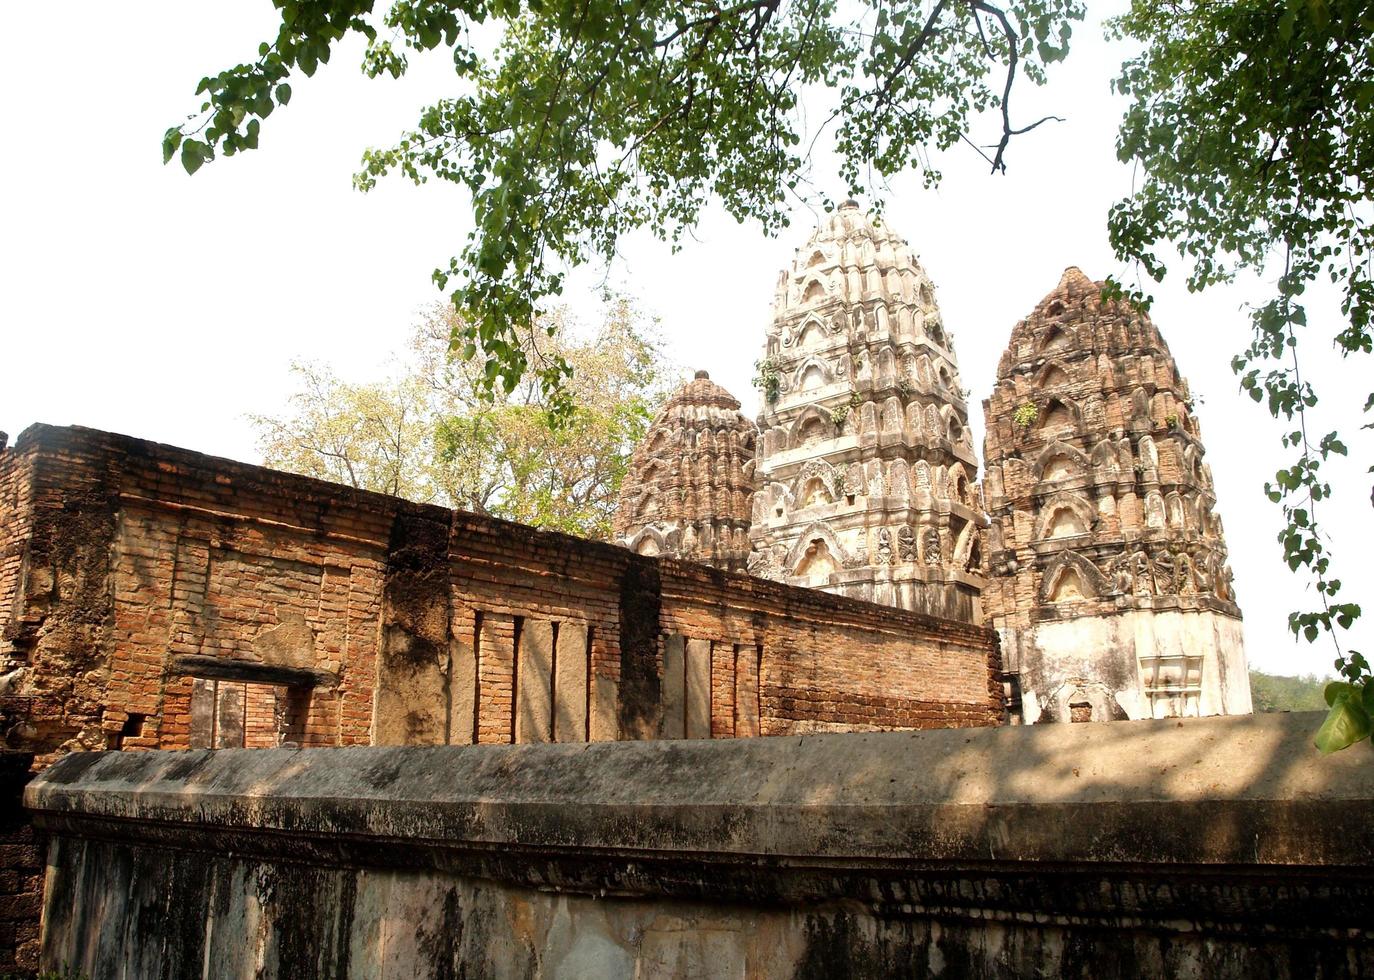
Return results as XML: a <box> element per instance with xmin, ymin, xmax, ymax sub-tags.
<box><xmin>1000</xmin><ymin>606</ymin><xmax>1251</xmax><ymax>725</ymax></box>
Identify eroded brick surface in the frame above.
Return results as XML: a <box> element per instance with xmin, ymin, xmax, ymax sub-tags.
<box><xmin>0</xmin><ymin>424</ymin><xmax>1001</xmax><ymax>760</ymax></box>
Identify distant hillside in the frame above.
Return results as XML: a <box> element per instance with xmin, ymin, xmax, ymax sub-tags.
<box><xmin>1249</xmin><ymin>670</ymin><xmax>1329</xmax><ymax>713</ymax></box>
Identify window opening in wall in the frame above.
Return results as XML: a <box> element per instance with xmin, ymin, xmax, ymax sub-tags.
<box><xmin>471</xmin><ymin>611</ymin><xmax>483</xmax><ymax>745</ymax></box>
<box><xmin>548</xmin><ymin>621</ymin><xmax>561</xmax><ymax>740</ymax></box>
<box><xmin>1069</xmin><ymin>700</ymin><xmax>1093</xmax><ymax>723</ymax></box>
<box><xmin>190</xmin><ymin>679</ymin><xmax>303</xmax><ymax>749</ymax></box>
<box><xmin>585</xmin><ymin>625</ymin><xmax>594</xmax><ymax>741</ymax></box>
<box><xmin>510</xmin><ymin>616</ymin><xmax>524</xmax><ymax>745</ymax></box>
<box><xmin>112</xmin><ymin>712</ymin><xmax>147</xmax><ymax>750</ymax></box>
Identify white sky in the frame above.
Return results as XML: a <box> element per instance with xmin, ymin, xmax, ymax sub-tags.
<box><xmin>2</xmin><ymin>3</ymin><xmax>1369</xmax><ymax>676</ymax></box>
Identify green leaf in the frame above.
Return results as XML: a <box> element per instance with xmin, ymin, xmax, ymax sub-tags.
<box><xmin>162</xmin><ymin>129</ymin><xmax>183</xmax><ymax>165</ymax></box>
<box><xmin>180</xmin><ymin>140</ymin><xmax>205</xmax><ymax>176</ymax></box>
<box><xmin>276</xmin><ymin>83</ymin><xmax>292</xmax><ymax>106</ymax></box>
<box><xmin>1315</xmin><ymin>691</ymin><xmax>1372</xmax><ymax>754</ymax></box>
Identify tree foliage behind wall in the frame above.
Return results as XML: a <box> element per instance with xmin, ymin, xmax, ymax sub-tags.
<box><xmin>251</xmin><ymin>297</ymin><xmax>675</xmax><ymax>540</ymax></box>
<box><xmin>1249</xmin><ymin>670</ymin><xmax>1329</xmax><ymax>714</ymax></box>
<box><xmin>171</xmin><ymin>0</ymin><xmax>1083</xmax><ymax>397</ymax></box>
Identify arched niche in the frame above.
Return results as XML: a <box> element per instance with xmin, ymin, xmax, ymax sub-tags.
<box><xmin>626</xmin><ymin>526</ymin><xmax>670</xmax><ymax>558</ymax></box>
<box><xmin>1032</xmin><ymin>441</ymin><xmax>1089</xmax><ymax>482</ymax></box>
<box><xmin>1036</xmin><ymin>360</ymin><xmax>1071</xmax><ymax>388</ymax></box>
<box><xmin>793</xmin><ymin>460</ymin><xmax>838</xmax><ymax>506</ymax></box>
<box><xmin>1038</xmin><ymin>552</ymin><xmax>1107</xmax><ymax>603</ymax></box>
<box><xmin>801</xmin><ymin>277</ymin><xmax>827</xmax><ymax>304</ymax></box>
<box><xmin>797</xmin><ymin>321</ymin><xmax>826</xmax><ymax>349</ymax></box>
<box><xmin>947</xmin><ymin>463</ymin><xmax>972</xmax><ymax>504</ymax></box>
<box><xmin>785</xmin><ymin>522</ymin><xmax>850</xmax><ymax>576</ymax></box>
<box><xmin>1035</xmin><ymin>492</ymin><xmax>1095</xmax><ymax>541</ymax></box>
<box><xmin>634</xmin><ymin>492</ymin><xmax>659</xmax><ymax>519</ymax></box>
<box><xmin>788</xmin><ymin>406</ymin><xmax>833</xmax><ymax>448</ymax></box>
<box><xmin>965</xmin><ymin>536</ymin><xmax>983</xmax><ymax>572</ymax></box>
<box><xmin>794</xmin><ymin>355</ymin><xmax>829</xmax><ymax>391</ymax></box>
<box><xmin>1040</xmin><ymin>323</ymin><xmax>1071</xmax><ymax>352</ymax></box>
<box><xmin>1039</xmin><ymin>397</ymin><xmax>1076</xmax><ymax>433</ymax></box>
<box><xmin>800</xmin><ymin>477</ymin><xmax>833</xmax><ymax>507</ymax></box>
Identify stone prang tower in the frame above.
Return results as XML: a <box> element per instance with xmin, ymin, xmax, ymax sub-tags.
<box><xmin>981</xmin><ymin>267</ymin><xmax>1251</xmax><ymax>723</ymax></box>
<box><xmin>613</xmin><ymin>370</ymin><xmax>757</xmax><ymax>572</ymax></box>
<box><xmin>748</xmin><ymin>201</ymin><xmax>986</xmax><ymax>622</ymax></box>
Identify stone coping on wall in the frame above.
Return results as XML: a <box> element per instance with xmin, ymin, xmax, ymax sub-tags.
<box><xmin>27</xmin><ymin>712</ymin><xmax>1374</xmax><ymax>883</ymax></box>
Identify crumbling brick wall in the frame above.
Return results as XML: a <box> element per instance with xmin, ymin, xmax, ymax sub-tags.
<box><xmin>0</xmin><ymin>423</ymin><xmax>1001</xmax><ymax>762</ymax></box>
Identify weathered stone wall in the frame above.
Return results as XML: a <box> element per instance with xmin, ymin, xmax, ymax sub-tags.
<box><xmin>28</xmin><ymin>713</ymin><xmax>1374</xmax><ymax>978</ymax></box>
<box><xmin>0</xmin><ymin>423</ymin><xmax>1001</xmax><ymax>764</ymax></box>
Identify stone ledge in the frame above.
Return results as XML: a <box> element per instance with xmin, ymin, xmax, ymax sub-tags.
<box><xmin>27</xmin><ymin>712</ymin><xmax>1374</xmax><ymax>877</ymax></box>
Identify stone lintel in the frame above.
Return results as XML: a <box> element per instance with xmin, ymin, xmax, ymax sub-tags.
<box><xmin>167</xmin><ymin>655</ymin><xmax>336</xmax><ymax>689</ymax></box>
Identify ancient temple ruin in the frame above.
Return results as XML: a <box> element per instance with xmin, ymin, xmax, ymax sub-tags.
<box><xmin>980</xmin><ymin>268</ymin><xmax>1251</xmax><ymax>723</ymax></box>
<box><xmin>612</xmin><ymin>370</ymin><xmax>757</xmax><ymax>572</ymax></box>
<box><xmin>746</xmin><ymin>201</ymin><xmax>986</xmax><ymax>622</ymax></box>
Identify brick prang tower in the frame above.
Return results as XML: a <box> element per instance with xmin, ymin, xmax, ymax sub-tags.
<box><xmin>981</xmin><ymin>267</ymin><xmax>1252</xmax><ymax>723</ymax></box>
<box><xmin>613</xmin><ymin>370</ymin><xmax>758</xmax><ymax>572</ymax></box>
<box><xmin>747</xmin><ymin>201</ymin><xmax>986</xmax><ymax>623</ymax></box>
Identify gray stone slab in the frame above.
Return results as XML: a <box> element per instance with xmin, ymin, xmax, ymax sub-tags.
<box><xmin>28</xmin><ymin>712</ymin><xmax>1374</xmax><ymax>870</ymax></box>
<box><xmin>554</xmin><ymin>623</ymin><xmax>588</xmax><ymax>743</ymax></box>
<box><xmin>658</xmin><ymin>634</ymin><xmax>685</xmax><ymax>739</ymax></box>
<box><xmin>735</xmin><ymin>645</ymin><xmax>760</xmax><ymax>738</ymax></box>
<box><xmin>685</xmin><ymin>639</ymin><xmax>711</xmax><ymax>740</ymax></box>
<box><xmin>516</xmin><ymin>620</ymin><xmax>554</xmax><ymax>744</ymax></box>
<box><xmin>213</xmin><ymin>681</ymin><xmax>244</xmax><ymax>749</ymax></box>
<box><xmin>189</xmin><ymin>678</ymin><xmax>215</xmax><ymax>750</ymax></box>
<box><xmin>448</xmin><ymin>623</ymin><xmax>477</xmax><ymax>745</ymax></box>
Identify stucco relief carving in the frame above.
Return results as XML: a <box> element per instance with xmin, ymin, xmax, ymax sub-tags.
<box><xmin>898</xmin><ymin>526</ymin><xmax>917</xmax><ymax>562</ymax></box>
<box><xmin>922</xmin><ymin>528</ymin><xmax>942</xmax><ymax>566</ymax></box>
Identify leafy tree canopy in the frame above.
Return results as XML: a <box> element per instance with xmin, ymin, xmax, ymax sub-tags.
<box><xmin>251</xmin><ymin>297</ymin><xmax>674</xmax><ymax>539</ymax></box>
<box><xmin>169</xmin><ymin>0</ymin><xmax>1082</xmax><ymax>399</ymax></box>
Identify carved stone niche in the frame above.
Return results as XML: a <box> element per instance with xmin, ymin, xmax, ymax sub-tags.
<box><xmin>922</xmin><ymin>528</ymin><xmax>942</xmax><ymax>566</ymax></box>
<box><xmin>898</xmin><ymin>526</ymin><xmax>917</xmax><ymax>562</ymax></box>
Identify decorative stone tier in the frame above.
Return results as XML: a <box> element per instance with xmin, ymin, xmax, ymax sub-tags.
<box><xmin>29</xmin><ymin>713</ymin><xmax>1374</xmax><ymax>978</ymax></box>
<box><xmin>749</xmin><ymin>202</ymin><xmax>986</xmax><ymax>622</ymax></box>
<box><xmin>613</xmin><ymin>370</ymin><xmax>756</xmax><ymax>572</ymax></box>
<box><xmin>981</xmin><ymin>268</ymin><xmax>1250</xmax><ymax>724</ymax></box>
